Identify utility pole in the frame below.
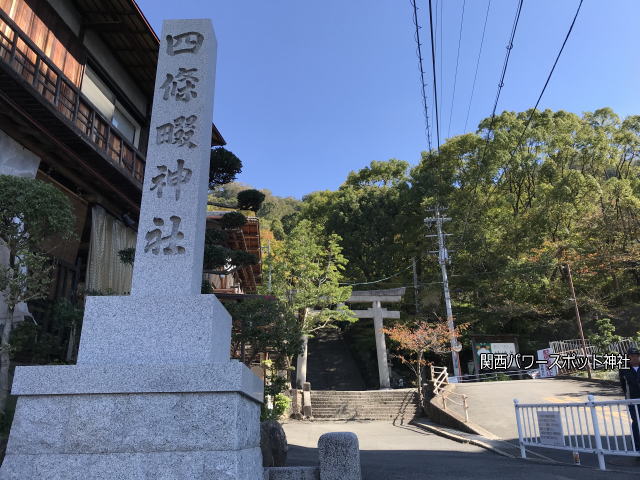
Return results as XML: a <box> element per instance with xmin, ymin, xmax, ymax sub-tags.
<box><xmin>564</xmin><ymin>263</ymin><xmax>592</xmax><ymax>379</ymax></box>
<box><xmin>267</xmin><ymin>239</ymin><xmax>272</xmax><ymax>293</ymax></box>
<box><xmin>412</xmin><ymin>257</ymin><xmax>420</xmax><ymax>314</ymax></box>
<box><xmin>425</xmin><ymin>205</ymin><xmax>462</xmax><ymax>377</ymax></box>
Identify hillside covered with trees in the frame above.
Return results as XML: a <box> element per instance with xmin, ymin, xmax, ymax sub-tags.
<box><xmin>284</xmin><ymin>107</ymin><xmax>640</xmax><ymax>355</ymax></box>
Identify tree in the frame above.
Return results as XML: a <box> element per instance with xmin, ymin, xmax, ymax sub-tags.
<box><xmin>589</xmin><ymin>317</ymin><xmax>622</xmax><ymax>354</ymax></box>
<box><xmin>237</xmin><ymin>189</ymin><xmax>266</xmax><ymax>212</ymax></box>
<box><xmin>385</xmin><ymin>318</ymin><xmax>465</xmax><ymax>405</ymax></box>
<box><xmin>209</xmin><ymin>147</ymin><xmax>242</xmax><ymax>188</ymax></box>
<box><xmin>0</xmin><ymin>175</ymin><xmax>74</xmax><ymax>415</ymax></box>
<box><xmin>220</xmin><ymin>211</ymin><xmax>247</xmax><ymax>229</ymax></box>
<box><xmin>226</xmin><ymin>297</ymin><xmax>301</xmax><ymax>368</ymax></box>
<box><xmin>300</xmin><ymin>159</ymin><xmax>411</xmax><ymax>282</ymax></box>
<box><xmin>266</xmin><ymin>219</ymin><xmax>354</xmax><ymax>388</ymax></box>
<box><xmin>225</xmin><ymin>297</ymin><xmax>302</xmax><ymax>419</ymax></box>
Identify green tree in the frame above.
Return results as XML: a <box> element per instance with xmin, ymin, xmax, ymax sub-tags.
<box><xmin>209</xmin><ymin>147</ymin><xmax>242</xmax><ymax>189</ymax></box>
<box><xmin>0</xmin><ymin>175</ymin><xmax>74</xmax><ymax>415</ymax></box>
<box><xmin>300</xmin><ymin>159</ymin><xmax>411</xmax><ymax>282</ymax></box>
<box><xmin>589</xmin><ymin>317</ymin><xmax>622</xmax><ymax>354</ymax></box>
<box><xmin>267</xmin><ymin>219</ymin><xmax>354</xmax><ymax>387</ymax></box>
<box><xmin>237</xmin><ymin>189</ymin><xmax>266</xmax><ymax>212</ymax></box>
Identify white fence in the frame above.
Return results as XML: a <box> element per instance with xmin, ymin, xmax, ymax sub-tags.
<box><xmin>514</xmin><ymin>395</ymin><xmax>640</xmax><ymax>470</ymax></box>
<box><xmin>429</xmin><ymin>366</ymin><xmax>469</xmax><ymax>422</ymax></box>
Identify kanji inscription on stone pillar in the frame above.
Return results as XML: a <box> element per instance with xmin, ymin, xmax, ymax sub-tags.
<box><xmin>131</xmin><ymin>19</ymin><xmax>217</xmax><ymax>296</ymax></box>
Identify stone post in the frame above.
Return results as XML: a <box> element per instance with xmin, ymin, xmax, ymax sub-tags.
<box><xmin>0</xmin><ymin>20</ymin><xmax>264</xmax><ymax>480</ymax></box>
<box><xmin>318</xmin><ymin>432</ymin><xmax>361</xmax><ymax>480</ymax></box>
<box><xmin>372</xmin><ymin>301</ymin><xmax>391</xmax><ymax>389</ymax></box>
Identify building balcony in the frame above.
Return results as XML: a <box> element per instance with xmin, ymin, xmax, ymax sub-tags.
<box><xmin>0</xmin><ymin>8</ymin><xmax>146</xmax><ymax>196</ymax></box>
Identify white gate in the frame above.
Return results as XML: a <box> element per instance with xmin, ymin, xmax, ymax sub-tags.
<box><xmin>514</xmin><ymin>395</ymin><xmax>640</xmax><ymax>470</ymax></box>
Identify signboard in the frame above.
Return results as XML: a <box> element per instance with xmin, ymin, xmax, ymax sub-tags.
<box><xmin>538</xmin><ymin>348</ymin><xmax>558</xmax><ymax>378</ymax></box>
<box><xmin>490</xmin><ymin>343</ymin><xmax>517</xmax><ymax>355</ymax></box>
<box><xmin>475</xmin><ymin>342</ymin><xmax>491</xmax><ymax>361</ymax></box>
<box><xmin>537</xmin><ymin>411</ymin><xmax>564</xmax><ymax>446</ymax></box>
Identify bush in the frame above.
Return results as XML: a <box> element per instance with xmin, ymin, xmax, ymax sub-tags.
<box><xmin>203</xmin><ymin>244</ymin><xmax>232</xmax><ymax>270</ymax></box>
<box><xmin>221</xmin><ymin>211</ymin><xmax>247</xmax><ymax>229</ymax></box>
<box><xmin>118</xmin><ymin>247</ymin><xmax>135</xmax><ymax>266</ymax></box>
<box><xmin>209</xmin><ymin>147</ymin><xmax>242</xmax><ymax>188</ymax></box>
<box><xmin>237</xmin><ymin>189</ymin><xmax>266</xmax><ymax>212</ymax></box>
<box><xmin>261</xmin><ymin>393</ymin><xmax>292</xmax><ymax>421</ymax></box>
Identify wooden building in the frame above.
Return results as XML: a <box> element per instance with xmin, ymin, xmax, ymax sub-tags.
<box><xmin>0</xmin><ymin>0</ymin><xmax>226</xmax><ymax>325</ymax></box>
<box><xmin>204</xmin><ymin>212</ymin><xmax>263</xmax><ymax>295</ymax></box>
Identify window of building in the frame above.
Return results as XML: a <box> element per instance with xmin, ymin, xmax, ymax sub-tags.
<box><xmin>80</xmin><ymin>65</ymin><xmax>140</xmax><ymax>147</ymax></box>
<box><xmin>0</xmin><ymin>0</ymin><xmax>83</xmax><ymax>85</ymax></box>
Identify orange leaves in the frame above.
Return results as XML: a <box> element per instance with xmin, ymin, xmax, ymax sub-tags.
<box><xmin>385</xmin><ymin>319</ymin><xmax>467</xmax><ymax>355</ymax></box>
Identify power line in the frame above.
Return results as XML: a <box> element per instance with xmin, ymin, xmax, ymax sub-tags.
<box><xmin>505</xmin><ymin>0</ymin><xmax>585</xmax><ymax>166</ymax></box>
<box><xmin>478</xmin><ymin>0</ymin><xmax>524</xmax><ymax>167</ymax></box>
<box><xmin>428</xmin><ymin>0</ymin><xmax>440</xmax><ymax>150</ymax></box>
<box><xmin>410</xmin><ymin>0</ymin><xmax>433</xmax><ymax>152</ymax></box>
<box><xmin>439</xmin><ymin>0</ymin><xmax>443</xmax><ymax>134</ymax></box>
<box><xmin>458</xmin><ymin>0</ymin><xmax>524</xmax><ymax>247</ymax></box>
<box><xmin>476</xmin><ymin>0</ymin><xmax>585</xmax><ymax>212</ymax></box>
<box><xmin>464</xmin><ymin>0</ymin><xmax>492</xmax><ymax>133</ymax></box>
<box><xmin>447</xmin><ymin>0</ymin><xmax>466</xmax><ymax>139</ymax></box>
<box><xmin>340</xmin><ymin>265</ymin><xmax>414</xmax><ymax>287</ymax></box>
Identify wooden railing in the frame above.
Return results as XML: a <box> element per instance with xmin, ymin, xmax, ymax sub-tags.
<box><xmin>0</xmin><ymin>9</ymin><xmax>145</xmax><ymax>183</ymax></box>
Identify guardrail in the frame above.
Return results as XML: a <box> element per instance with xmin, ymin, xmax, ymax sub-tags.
<box><xmin>514</xmin><ymin>395</ymin><xmax>640</xmax><ymax>471</ymax></box>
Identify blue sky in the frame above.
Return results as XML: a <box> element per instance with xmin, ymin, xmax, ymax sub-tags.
<box><xmin>136</xmin><ymin>0</ymin><xmax>640</xmax><ymax>199</ymax></box>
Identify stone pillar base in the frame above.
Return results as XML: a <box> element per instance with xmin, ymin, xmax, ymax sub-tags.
<box><xmin>0</xmin><ymin>361</ymin><xmax>264</xmax><ymax>480</ymax></box>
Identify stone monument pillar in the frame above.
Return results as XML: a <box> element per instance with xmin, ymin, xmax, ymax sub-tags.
<box><xmin>0</xmin><ymin>19</ymin><xmax>264</xmax><ymax>480</ymax></box>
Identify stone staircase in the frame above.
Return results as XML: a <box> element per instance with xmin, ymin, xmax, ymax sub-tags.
<box><xmin>310</xmin><ymin>389</ymin><xmax>421</xmax><ymax>423</ymax></box>
<box><xmin>306</xmin><ymin>329</ymin><xmax>366</xmax><ymax>391</ymax></box>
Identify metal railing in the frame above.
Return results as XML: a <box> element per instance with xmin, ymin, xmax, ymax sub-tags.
<box><xmin>0</xmin><ymin>9</ymin><xmax>145</xmax><ymax>183</ymax></box>
<box><xmin>514</xmin><ymin>395</ymin><xmax>640</xmax><ymax>471</ymax></box>
<box><xmin>430</xmin><ymin>365</ymin><xmax>469</xmax><ymax>422</ymax></box>
<box><xmin>550</xmin><ymin>338</ymin><xmax>637</xmax><ymax>358</ymax></box>
<box><xmin>450</xmin><ymin>369</ymin><xmax>539</xmax><ymax>383</ymax></box>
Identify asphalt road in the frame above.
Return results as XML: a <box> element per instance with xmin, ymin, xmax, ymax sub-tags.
<box><xmin>454</xmin><ymin>377</ymin><xmax>621</xmax><ymax>439</ymax></box>
<box><xmin>283</xmin><ymin>420</ymin><xmax>637</xmax><ymax>479</ymax></box>
<box><xmin>453</xmin><ymin>376</ymin><xmax>635</xmax><ymax>471</ymax></box>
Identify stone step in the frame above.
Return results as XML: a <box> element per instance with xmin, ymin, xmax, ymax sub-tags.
<box><xmin>311</xmin><ymin>396</ymin><xmax>415</xmax><ymax>401</ymax></box>
<box><xmin>313</xmin><ymin>414</ymin><xmax>416</xmax><ymax>420</ymax></box>
<box><xmin>308</xmin><ymin>389</ymin><xmax>420</xmax><ymax>421</ymax></box>
<box><xmin>311</xmin><ymin>412</ymin><xmax>419</xmax><ymax>418</ymax></box>
<box><xmin>311</xmin><ymin>392</ymin><xmax>417</xmax><ymax>400</ymax></box>
<box><xmin>311</xmin><ymin>406</ymin><xmax>416</xmax><ymax>411</ymax></box>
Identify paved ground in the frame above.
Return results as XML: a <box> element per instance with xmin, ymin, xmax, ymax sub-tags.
<box><xmin>454</xmin><ymin>377</ymin><xmax>621</xmax><ymax>440</ymax></box>
<box><xmin>283</xmin><ymin>420</ymin><xmax>637</xmax><ymax>479</ymax></box>
<box><xmin>452</xmin><ymin>376</ymin><xmax>636</xmax><ymax>470</ymax></box>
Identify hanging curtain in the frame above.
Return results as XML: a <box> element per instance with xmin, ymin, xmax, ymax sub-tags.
<box><xmin>86</xmin><ymin>205</ymin><xmax>135</xmax><ymax>294</ymax></box>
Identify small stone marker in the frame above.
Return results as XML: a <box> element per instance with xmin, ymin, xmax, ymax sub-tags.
<box><xmin>318</xmin><ymin>432</ymin><xmax>362</xmax><ymax>480</ymax></box>
<box><xmin>0</xmin><ymin>19</ymin><xmax>264</xmax><ymax>480</ymax></box>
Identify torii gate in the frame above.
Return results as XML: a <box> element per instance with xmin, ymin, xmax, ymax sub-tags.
<box><xmin>346</xmin><ymin>288</ymin><xmax>405</xmax><ymax>390</ymax></box>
